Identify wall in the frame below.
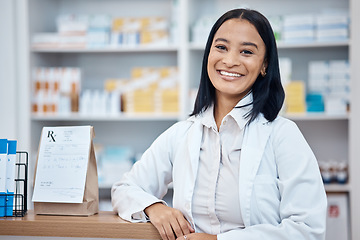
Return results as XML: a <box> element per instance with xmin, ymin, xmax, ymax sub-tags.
<box><xmin>0</xmin><ymin>1</ymin><xmax>17</xmax><ymax>139</ymax></box>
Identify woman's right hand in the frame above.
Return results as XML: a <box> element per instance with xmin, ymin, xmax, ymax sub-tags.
<box><xmin>144</xmin><ymin>202</ymin><xmax>195</xmax><ymax>240</ymax></box>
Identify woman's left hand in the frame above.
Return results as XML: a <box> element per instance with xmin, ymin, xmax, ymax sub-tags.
<box><xmin>176</xmin><ymin>233</ymin><xmax>217</xmax><ymax>240</ymax></box>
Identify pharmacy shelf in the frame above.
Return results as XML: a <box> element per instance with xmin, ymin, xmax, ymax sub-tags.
<box><xmin>99</xmin><ymin>183</ymin><xmax>351</xmax><ymax>195</ymax></box>
<box><xmin>283</xmin><ymin>113</ymin><xmax>349</xmax><ymax>121</ymax></box>
<box><xmin>33</xmin><ymin>40</ymin><xmax>349</xmax><ymax>53</ymax></box>
<box><xmin>31</xmin><ymin>112</ymin><xmax>180</xmax><ymax>121</ymax></box>
<box><xmin>325</xmin><ymin>183</ymin><xmax>351</xmax><ymax>193</ymax></box>
<box><xmin>189</xmin><ymin>40</ymin><xmax>350</xmax><ymax>51</ymax></box>
<box><xmin>31</xmin><ymin>112</ymin><xmax>349</xmax><ymax>122</ymax></box>
<box><xmin>276</xmin><ymin>40</ymin><xmax>350</xmax><ymax>49</ymax></box>
<box><xmin>31</xmin><ymin>45</ymin><xmax>179</xmax><ymax>53</ymax></box>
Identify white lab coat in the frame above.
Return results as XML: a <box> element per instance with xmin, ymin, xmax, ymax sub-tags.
<box><xmin>111</xmin><ymin>113</ymin><xmax>327</xmax><ymax>240</ymax></box>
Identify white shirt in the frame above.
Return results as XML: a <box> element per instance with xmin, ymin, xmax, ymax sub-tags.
<box><xmin>192</xmin><ymin>93</ymin><xmax>252</xmax><ymax>234</ymax></box>
<box><xmin>111</xmin><ymin>93</ymin><xmax>327</xmax><ymax>240</ymax></box>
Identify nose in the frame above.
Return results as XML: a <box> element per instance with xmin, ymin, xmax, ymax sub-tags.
<box><xmin>222</xmin><ymin>51</ymin><xmax>240</xmax><ymax>67</ymax></box>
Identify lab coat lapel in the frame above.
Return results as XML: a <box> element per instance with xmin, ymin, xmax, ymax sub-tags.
<box><xmin>179</xmin><ymin>121</ymin><xmax>202</xmax><ymax>226</ymax></box>
<box><xmin>239</xmin><ymin>116</ymin><xmax>272</xmax><ymax>226</ymax></box>
<box><xmin>186</xmin><ymin>121</ymin><xmax>202</xmax><ymax>186</ymax></box>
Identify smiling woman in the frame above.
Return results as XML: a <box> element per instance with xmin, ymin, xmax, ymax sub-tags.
<box><xmin>207</xmin><ymin>19</ymin><xmax>268</xmax><ymax>128</ymax></box>
<box><xmin>191</xmin><ymin>9</ymin><xmax>284</xmax><ymax>124</ymax></box>
<box><xmin>112</xmin><ymin>8</ymin><xmax>327</xmax><ymax>240</ymax></box>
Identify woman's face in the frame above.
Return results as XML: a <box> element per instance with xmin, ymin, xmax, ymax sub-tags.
<box><xmin>207</xmin><ymin>18</ymin><xmax>267</xmax><ymax>102</ymax></box>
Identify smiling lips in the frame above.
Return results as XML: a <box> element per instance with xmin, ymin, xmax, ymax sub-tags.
<box><xmin>219</xmin><ymin>70</ymin><xmax>243</xmax><ymax>78</ymax></box>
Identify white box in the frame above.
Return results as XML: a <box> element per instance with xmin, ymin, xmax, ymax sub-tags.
<box><xmin>316</xmin><ymin>14</ymin><xmax>349</xmax><ymax>29</ymax></box>
<box><xmin>283</xmin><ymin>29</ymin><xmax>315</xmax><ymax>42</ymax></box>
<box><xmin>283</xmin><ymin>14</ymin><xmax>315</xmax><ymax>30</ymax></box>
<box><xmin>326</xmin><ymin>194</ymin><xmax>350</xmax><ymax>240</ymax></box>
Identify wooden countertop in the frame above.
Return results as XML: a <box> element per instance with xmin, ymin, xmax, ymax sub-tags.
<box><xmin>0</xmin><ymin>211</ymin><xmax>161</xmax><ymax>239</ymax></box>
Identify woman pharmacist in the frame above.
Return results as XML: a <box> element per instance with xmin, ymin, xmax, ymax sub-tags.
<box><xmin>112</xmin><ymin>8</ymin><xmax>327</xmax><ymax>240</ymax></box>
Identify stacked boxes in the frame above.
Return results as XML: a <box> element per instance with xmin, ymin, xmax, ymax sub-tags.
<box><xmin>122</xmin><ymin>67</ymin><xmax>179</xmax><ymax>113</ymax></box>
<box><xmin>282</xmin><ymin>59</ymin><xmax>349</xmax><ymax>115</ymax></box>
<box><xmin>269</xmin><ymin>11</ymin><xmax>349</xmax><ymax>44</ymax></box>
<box><xmin>160</xmin><ymin>89</ymin><xmax>179</xmax><ymax>112</ymax></box>
<box><xmin>57</xmin><ymin>15</ymin><xmax>88</xmax><ymax>35</ymax></box>
<box><xmin>32</xmin><ymin>15</ymin><xmax>88</xmax><ymax>49</ymax></box>
<box><xmin>111</xmin><ymin>17</ymin><xmax>169</xmax><ymax>46</ymax></box>
<box><xmin>328</xmin><ymin>60</ymin><xmax>350</xmax><ymax>100</ymax></box>
<box><xmin>284</xmin><ymin>81</ymin><xmax>306</xmax><ymax>113</ymax></box>
<box><xmin>281</xmin><ymin>12</ymin><xmax>349</xmax><ymax>43</ymax></box>
<box><xmin>32</xmin><ymin>14</ymin><xmax>113</xmax><ymax>48</ymax></box>
<box><xmin>32</xmin><ymin>67</ymin><xmax>81</xmax><ymax>114</ymax></box>
<box><xmin>282</xmin><ymin>14</ymin><xmax>315</xmax><ymax>43</ymax></box>
<box><xmin>33</xmin><ymin>66</ymin><xmax>179</xmax><ymax>116</ymax></box>
<box><xmin>87</xmin><ymin>15</ymin><xmax>112</xmax><ymax>48</ymax></box>
<box><xmin>308</xmin><ymin>61</ymin><xmax>329</xmax><ymax>95</ymax></box>
<box><xmin>123</xmin><ymin>68</ymin><xmax>161</xmax><ymax>112</ymax></box>
<box><xmin>190</xmin><ymin>11</ymin><xmax>350</xmax><ymax>44</ymax></box>
<box><xmin>32</xmin><ymin>15</ymin><xmax>170</xmax><ymax>48</ymax></box>
<box><xmin>308</xmin><ymin>60</ymin><xmax>350</xmax><ymax>114</ymax></box>
<box><xmin>316</xmin><ymin>13</ymin><xmax>349</xmax><ymax>42</ymax></box>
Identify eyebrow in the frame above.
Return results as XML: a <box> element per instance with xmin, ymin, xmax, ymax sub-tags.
<box><xmin>214</xmin><ymin>38</ymin><xmax>258</xmax><ymax>49</ymax></box>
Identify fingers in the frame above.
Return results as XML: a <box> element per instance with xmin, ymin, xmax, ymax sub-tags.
<box><xmin>175</xmin><ymin>216</ymin><xmax>194</xmax><ymax>236</ymax></box>
<box><xmin>171</xmin><ymin>218</ymin><xmax>185</xmax><ymax>238</ymax></box>
<box><xmin>186</xmin><ymin>220</ymin><xmax>195</xmax><ymax>233</ymax></box>
<box><xmin>144</xmin><ymin>203</ymin><xmax>193</xmax><ymax>240</ymax></box>
<box><xmin>156</xmin><ymin>221</ymin><xmax>180</xmax><ymax>240</ymax></box>
<box><xmin>163</xmin><ymin>222</ymin><xmax>175</xmax><ymax>240</ymax></box>
<box><xmin>158</xmin><ymin>209</ymin><xmax>189</xmax><ymax>240</ymax></box>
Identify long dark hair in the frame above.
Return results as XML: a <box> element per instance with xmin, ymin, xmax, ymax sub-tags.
<box><xmin>190</xmin><ymin>8</ymin><xmax>285</xmax><ymax>122</ymax></box>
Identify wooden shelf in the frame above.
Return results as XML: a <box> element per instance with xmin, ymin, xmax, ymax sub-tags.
<box><xmin>31</xmin><ymin>113</ymin><xmax>180</xmax><ymax>121</ymax></box>
<box><xmin>282</xmin><ymin>113</ymin><xmax>349</xmax><ymax>121</ymax></box>
<box><xmin>0</xmin><ymin>211</ymin><xmax>160</xmax><ymax>239</ymax></box>
<box><xmin>276</xmin><ymin>40</ymin><xmax>350</xmax><ymax>49</ymax></box>
<box><xmin>31</xmin><ymin>45</ymin><xmax>179</xmax><ymax>53</ymax></box>
<box><xmin>325</xmin><ymin>183</ymin><xmax>350</xmax><ymax>193</ymax></box>
<box><xmin>31</xmin><ymin>112</ymin><xmax>349</xmax><ymax>122</ymax></box>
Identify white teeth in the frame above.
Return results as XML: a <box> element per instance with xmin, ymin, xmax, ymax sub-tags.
<box><xmin>220</xmin><ymin>71</ymin><xmax>242</xmax><ymax>77</ymax></box>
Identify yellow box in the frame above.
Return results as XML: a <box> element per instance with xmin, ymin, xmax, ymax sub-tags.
<box><xmin>286</xmin><ymin>105</ymin><xmax>306</xmax><ymax>113</ymax></box>
<box><xmin>112</xmin><ymin>18</ymin><xmax>124</xmax><ymax>32</ymax></box>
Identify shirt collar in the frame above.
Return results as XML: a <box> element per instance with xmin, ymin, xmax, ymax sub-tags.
<box><xmin>231</xmin><ymin>91</ymin><xmax>253</xmax><ymax>130</ymax></box>
<box><xmin>199</xmin><ymin>92</ymin><xmax>253</xmax><ymax>130</ymax></box>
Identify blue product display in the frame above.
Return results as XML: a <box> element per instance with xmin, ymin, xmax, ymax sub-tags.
<box><xmin>0</xmin><ymin>139</ymin><xmax>7</xmax><ymax>217</ymax></box>
<box><xmin>5</xmin><ymin>140</ymin><xmax>17</xmax><ymax>216</ymax></box>
<box><xmin>306</xmin><ymin>93</ymin><xmax>325</xmax><ymax>112</ymax></box>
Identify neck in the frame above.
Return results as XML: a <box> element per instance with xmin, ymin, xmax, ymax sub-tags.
<box><xmin>213</xmin><ymin>94</ymin><xmax>241</xmax><ymax>130</ymax></box>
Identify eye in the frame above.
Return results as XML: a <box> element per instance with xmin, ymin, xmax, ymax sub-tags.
<box><xmin>215</xmin><ymin>45</ymin><xmax>227</xmax><ymax>51</ymax></box>
<box><xmin>241</xmin><ymin>50</ymin><xmax>253</xmax><ymax>55</ymax></box>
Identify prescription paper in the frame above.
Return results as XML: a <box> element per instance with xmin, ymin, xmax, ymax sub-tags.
<box><xmin>32</xmin><ymin>126</ymin><xmax>91</xmax><ymax>203</ymax></box>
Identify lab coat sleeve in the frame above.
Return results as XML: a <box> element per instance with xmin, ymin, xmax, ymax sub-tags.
<box><xmin>218</xmin><ymin>119</ymin><xmax>327</xmax><ymax>240</ymax></box>
<box><xmin>111</xmin><ymin>121</ymin><xmax>189</xmax><ymax>222</ymax></box>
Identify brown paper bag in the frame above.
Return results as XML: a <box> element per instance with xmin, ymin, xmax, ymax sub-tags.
<box><xmin>33</xmin><ymin>126</ymin><xmax>99</xmax><ymax>216</ymax></box>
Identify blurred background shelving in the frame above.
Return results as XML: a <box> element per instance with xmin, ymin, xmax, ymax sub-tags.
<box><xmin>2</xmin><ymin>0</ymin><xmax>359</xmax><ymax>239</ymax></box>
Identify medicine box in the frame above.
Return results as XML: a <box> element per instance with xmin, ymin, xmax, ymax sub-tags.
<box><xmin>326</xmin><ymin>194</ymin><xmax>349</xmax><ymax>240</ymax></box>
